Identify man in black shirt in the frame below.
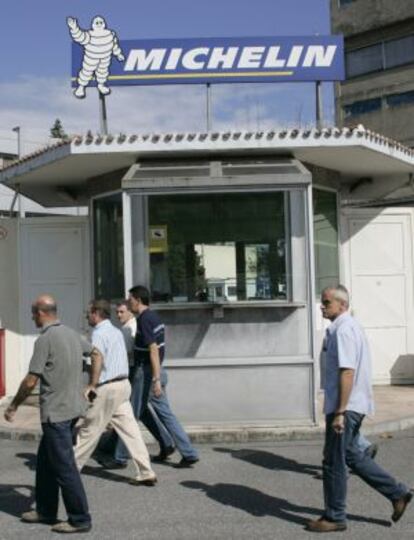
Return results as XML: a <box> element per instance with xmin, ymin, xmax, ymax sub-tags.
<box><xmin>113</xmin><ymin>285</ymin><xmax>199</xmax><ymax>468</ymax></box>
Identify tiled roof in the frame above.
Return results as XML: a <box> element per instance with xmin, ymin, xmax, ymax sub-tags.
<box><xmin>2</xmin><ymin>125</ymin><xmax>414</xmax><ymax>173</ymax></box>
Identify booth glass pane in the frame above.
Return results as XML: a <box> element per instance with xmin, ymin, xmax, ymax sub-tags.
<box><xmin>148</xmin><ymin>192</ymin><xmax>290</xmax><ymax>303</ymax></box>
<box><xmin>313</xmin><ymin>189</ymin><xmax>339</xmax><ymax>295</ymax></box>
<box><xmin>93</xmin><ymin>193</ymin><xmax>124</xmax><ymax>300</ymax></box>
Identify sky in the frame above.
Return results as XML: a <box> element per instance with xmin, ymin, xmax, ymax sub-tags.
<box><xmin>0</xmin><ymin>0</ymin><xmax>333</xmax><ymax>153</ymax></box>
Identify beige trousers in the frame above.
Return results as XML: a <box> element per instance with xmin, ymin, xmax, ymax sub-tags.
<box><xmin>74</xmin><ymin>379</ymin><xmax>155</xmax><ymax>481</ymax></box>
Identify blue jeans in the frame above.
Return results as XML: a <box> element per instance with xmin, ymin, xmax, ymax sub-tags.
<box><xmin>115</xmin><ymin>365</ymin><xmax>198</xmax><ymax>462</ymax></box>
<box><xmin>115</xmin><ymin>365</ymin><xmax>174</xmax><ymax>463</ymax></box>
<box><xmin>36</xmin><ymin>419</ymin><xmax>91</xmax><ymax>526</ymax></box>
<box><xmin>323</xmin><ymin>411</ymin><xmax>408</xmax><ymax>523</ymax></box>
<box><xmin>150</xmin><ymin>368</ymin><xmax>198</xmax><ymax>461</ymax></box>
<box><xmin>356</xmin><ymin>433</ymin><xmax>371</xmax><ymax>453</ymax></box>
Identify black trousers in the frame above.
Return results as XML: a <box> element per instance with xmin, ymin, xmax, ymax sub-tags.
<box><xmin>36</xmin><ymin>418</ymin><xmax>91</xmax><ymax>526</ymax></box>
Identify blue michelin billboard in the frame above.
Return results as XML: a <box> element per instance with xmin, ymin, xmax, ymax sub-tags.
<box><xmin>71</xmin><ymin>35</ymin><xmax>345</xmax><ymax>88</ymax></box>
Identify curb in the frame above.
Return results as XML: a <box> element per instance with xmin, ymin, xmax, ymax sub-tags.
<box><xmin>1</xmin><ymin>416</ymin><xmax>414</xmax><ymax>445</ymax></box>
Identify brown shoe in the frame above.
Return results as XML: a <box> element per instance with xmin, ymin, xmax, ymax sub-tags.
<box><xmin>21</xmin><ymin>510</ymin><xmax>57</xmax><ymax>525</ymax></box>
<box><xmin>129</xmin><ymin>476</ymin><xmax>157</xmax><ymax>486</ymax></box>
<box><xmin>51</xmin><ymin>521</ymin><xmax>92</xmax><ymax>533</ymax></box>
<box><xmin>306</xmin><ymin>518</ymin><xmax>347</xmax><ymax>533</ymax></box>
<box><xmin>392</xmin><ymin>491</ymin><xmax>413</xmax><ymax>523</ymax></box>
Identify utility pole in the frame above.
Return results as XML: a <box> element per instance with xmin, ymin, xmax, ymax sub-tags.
<box><xmin>315</xmin><ymin>81</ymin><xmax>323</xmax><ymax>130</ymax></box>
<box><xmin>11</xmin><ymin>126</ymin><xmax>24</xmax><ymax>218</ymax></box>
<box><xmin>99</xmin><ymin>94</ymin><xmax>109</xmax><ymax>135</ymax></box>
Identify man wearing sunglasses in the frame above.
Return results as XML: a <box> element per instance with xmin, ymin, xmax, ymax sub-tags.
<box><xmin>307</xmin><ymin>285</ymin><xmax>412</xmax><ymax>533</ymax></box>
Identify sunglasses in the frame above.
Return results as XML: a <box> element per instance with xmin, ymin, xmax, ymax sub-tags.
<box><xmin>321</xmin><ymin>300</ymin><xmax>332</xmax><ymax>307</ymax></box>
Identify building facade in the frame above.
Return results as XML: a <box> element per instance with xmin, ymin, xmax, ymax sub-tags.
<box><xmin>1</xmin><ymin>126</ymin><xmax>414</xmax><ymax>431</ymax></box>
<box><xmin>331</xmin><ymin>0</ymin><xmax>414</xmax><ymax>146</ymax></box>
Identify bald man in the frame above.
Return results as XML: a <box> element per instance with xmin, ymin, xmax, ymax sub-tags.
<box><xmin>4</xmin><ymin>295</ymin><xmax>98</xmax><ymax>534</ymax></box>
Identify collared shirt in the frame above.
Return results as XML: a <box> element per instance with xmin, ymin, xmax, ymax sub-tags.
<box><xmin>121</xmin><ymin>316</ymin><xmax>137</xmax><ymax>365</ymax></box>
<box><xmin>91</xmin><ymin>319</ymin><xmax>129</xmax><ymax>384</ymax></box>
<box><xmin>134</xmin><ymin>309</ymin><xmax>165</xmax><ymax>365</ymax></box>
<box><xmin>323</xmin><ymin>312</ymin><xmax>374</xmax><ymax>416</ymax></box>
<box><xmin>29</xmin><ymin>321</ymin><xmax>93</xmax><ymax>423</ymax></box>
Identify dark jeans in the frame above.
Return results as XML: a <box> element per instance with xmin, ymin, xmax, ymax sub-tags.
<box><xmin>323</xmin><ymin>411</ymin><xmax>408</xmax><ymax>523</ymax></box>
<box><xmin>149</xmin><ymin>368</ymin><xmax>198</xmax><ymax>460</ymax></box>
<box><xmin>36</xmin><ymin>419</ymin><xmax>91</xmax><ymax>526</ymax></box>
<box><xmin>115</xmin><ymin>365</ymin><xmax>173</xmax><ymax>462</ymax></box>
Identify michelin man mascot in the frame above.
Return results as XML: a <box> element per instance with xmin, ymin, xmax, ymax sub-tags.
<box><xmin>67</xmin><ymin>16</ymin><xmax>125</xmax><ymax>99</ymax></box>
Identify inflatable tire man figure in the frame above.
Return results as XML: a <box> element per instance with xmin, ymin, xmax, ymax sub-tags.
<box><xmin>67</xmin><ymin>16</ymin><xmax>125</xmax><ymax>99</ymax></box>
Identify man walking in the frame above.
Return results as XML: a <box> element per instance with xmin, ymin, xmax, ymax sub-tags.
<box><xmin>113</xmin><ymin>285</ymin><xmax>199</xmax><ymax>468</ymax></box>
<box><xmin>111</xmin><ymin>299</ymin><xmax>175</xmax><ymax>460</ymax></box>
<box><xmin>116</xmin><ymin>300</ymin><xmax>137</xmax><ymax>370</ymax></box>
<box><xmin>74</xmin><ymin>299</ymin><xmax>157</xmax><ymax>486</ymax></box>
<box><xmin>306</xmin><ymin>285</ymin><xmax>412</xmax><ymax>533</ymax></box>
<box><xmin>4</xmin><ymin>295</ymin><xmax>92</xmax><ymax>534</ymax></box>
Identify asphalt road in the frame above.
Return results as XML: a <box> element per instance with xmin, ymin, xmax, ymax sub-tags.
<box><xmin>1</xmin><ymin>429</ymin><xmax>414</xmax><ymax>539</ymax></box>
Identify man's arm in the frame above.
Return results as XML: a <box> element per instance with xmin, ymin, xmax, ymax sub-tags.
<box><xmin>84</xmin><ymin>347</ymin><xmax>103</xmax><ymax>400</ymax></box>
<box><xmin>4</xmin><ymin>373</ymin><xmax>39</xmax><ymax>422</ymax></box>
<box><xmin>149</xmin><ymin>343</ymin><xmax>162</xmax><ymax>397</ymax></box>
<box><xmin>332</xmin><ymin>368</ymin><xmax>354</xmax><ymax>433</ymax></box>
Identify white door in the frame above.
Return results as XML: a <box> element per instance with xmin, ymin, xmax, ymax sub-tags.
<box><xmin>19</xmin><ymin>218</ymin><xmax>90</xmax><ymax>377</ymax></box>
<box><xmin>345</xmin><ymin>211</ymin><xmax>414</xmax><ymax>384</ymax></box>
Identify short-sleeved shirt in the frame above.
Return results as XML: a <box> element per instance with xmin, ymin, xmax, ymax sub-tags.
<box><xmin>29</xmin><ymin>321</ymin><xmax>93</xmax><ymax>423</ymax></box>
<box><xmin>91</xmin><ymin>319</ymin><xmax>129</xmax><ymax>384</ymax></box>
<box><xmin>323</xmin><ymin>312</ymin><xmax>374</xmax><ymax>416</ymax></box>
<box><xmin>134</xmin><ymin>309</ymin><xmax>165</xmax><ymax>365</ymax></box>
<box><xmin>121</xmin><ymin>317</ymin><xmax>137</xmax><ymax>365</ymax></box>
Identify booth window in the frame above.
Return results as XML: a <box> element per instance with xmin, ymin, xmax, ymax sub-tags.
<box><xmin>313</xmin><ymin>188</ymin><xmax>339</xmax><ymax>295</ymax></box>
<box><xmin>148</xmin><ymin>192</ymin><xmax>288</xmax><ymax>303</ymax></box>
<box><xmin>93</xmin><ymin>193</ymin><xmax>124</xmax><ymax>300</ymax></box>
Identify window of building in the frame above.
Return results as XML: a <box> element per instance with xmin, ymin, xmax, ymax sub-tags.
<box><xmin>339</xmin><ymin>0</ymin><xmax>356</xmax><ymax>6</ymax></box>
<box><xmin>384</xmin><ymin>35</ymin><xmax>414</xmax><ymax>69</ymax></box>
<box><xmin>346</xmin><ymin>34</ymin><xmax>414</xmax><ymax>78</ymax></box>
<box><xmin>343</xmin><ymin>97</ymin><xmax>382</xmax><ymax>118</ymax></box>
<box><xmin>386</xmin><ymin>90</ymin><xmax>414</xmax><ymax>108</ymax></box>
<box><xmin>93</xmin><ymin>193</ymin><xmax>124</xmax><ymax>300</ymax></box>
<box><xmin>313</xmin><ymin>188</ymin><xmax>339</xmax><ymax>296</ymax></box>
<box><xmin>148</xmin><ymin>191</ymin><xmax>289</xmax><ymax>303</ymax></box>
<box><xmin>346</xmin><ymin>44</ymin><xmax>383</xmax><ymax>78</ymax></box>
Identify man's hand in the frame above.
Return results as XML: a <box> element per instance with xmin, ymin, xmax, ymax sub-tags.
<box><xmin>84</xmin><ymin>385</ymin><xmax>97</xmax><ymax>402</ymax></box>
<box><xmin>4</xmin><ymin>405</ymin><xmax>17</xmax><ymax>423</ymax></box>
<box><xmin>152</xmin><ymin>380</ymin><xmax>162</xmax><ymax>398</ymax></box>
<box><xmin>332</xmin><ymin>413</ymin><xmax>345</xmax><ymax>434</ymax></box>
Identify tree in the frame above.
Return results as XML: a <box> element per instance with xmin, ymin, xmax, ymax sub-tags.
<box><xmin>50</xmin><ymin>118</ymin><xmax>68</xmax><ymax>140</ymax></box>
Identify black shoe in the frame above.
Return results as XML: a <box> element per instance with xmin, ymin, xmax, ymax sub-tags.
<box><xmin>129</xmin><ymin>476</ymin><xmax>158</xmax><ymax>486</ymax></box>
<box><xmin>97</xmin><ymin>457</ymin><xmax>127</xmax><ymax>470</ymax></box>
<box><xmin>151</xmin><ymin>446</ymin><xmax>175</xmax><ymax>463</ymax></box>
<box><xmin>173</xmin><ymin>457</ymin><xmax>199</xmax><ymax>469</ymax></box>
<box><xmin>365</xmin><ymin>443</ymin><xmax>378</xmax><ymax>460</ymax></box>
<box><xmin>392</xmin><ymin>490</ymin><xmax>413</xmax><ymax>523</ymax></box>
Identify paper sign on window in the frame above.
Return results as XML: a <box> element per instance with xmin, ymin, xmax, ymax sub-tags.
<box><xmin>149</xmin><ymin>225</ymin><xmax>168</xmax><ymax>253</ymax></box>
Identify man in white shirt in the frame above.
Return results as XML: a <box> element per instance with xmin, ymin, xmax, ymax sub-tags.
<box><xmin>116</xmin><ymin>301</ymin><xmax>136</xmax><ymax>367</ymax></box>
<box><xmin>74</xmin><ymin>299</ymin><xmax>157</xmax><ymax>486</ymax></box>
<box><xmin>307</xmin><ymin>285</ymin><xmax>412</xmax><ymax>533</ymax></box>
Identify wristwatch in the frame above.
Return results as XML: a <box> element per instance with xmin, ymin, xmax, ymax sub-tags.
<box><xmin>152</xmin><ymin>377</ymin><xmax>161</xmax><ymax>383</ymax></box>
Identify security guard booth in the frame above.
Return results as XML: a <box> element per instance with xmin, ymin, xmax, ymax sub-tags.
<box><xmin>3</xmin><ymin>127</ymin><xmax>414</xmax><ymax>430</ymax></box>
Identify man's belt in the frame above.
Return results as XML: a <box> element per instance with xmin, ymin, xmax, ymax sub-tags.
<box><xmin>97</xmin><ymin>376</ymin><xmax>128</xmax><ymax>387</ymax></box>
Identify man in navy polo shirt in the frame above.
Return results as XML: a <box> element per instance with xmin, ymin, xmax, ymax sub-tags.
<box><xmin>114</xmin><ymin>285</ymin><xmax>199</xmax><ymax>468</ymax></box>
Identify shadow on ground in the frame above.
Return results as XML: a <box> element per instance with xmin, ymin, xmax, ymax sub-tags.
<box><xmin>0</xmin><ymin>484</ymin><xmax>34</xmax><ymax>517</ymax></box>
<box><xmin>16</xmin><ymin>453</ymin><xmax>37</xmax><ymax>471</ymax></box>
<box><xmin>181</xmin><ymin>481</ymin><xmax>391</xmax><ymax>529</ymax></box>
<box><xmin>214</xmin><ymin>447</ymin><xmax>322</xmax><ymax>476</ymax></box>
